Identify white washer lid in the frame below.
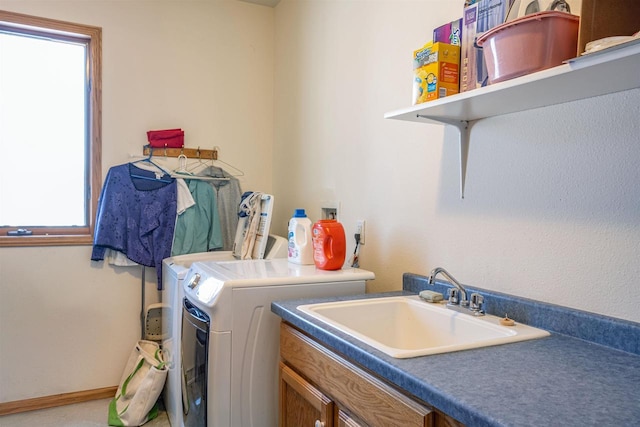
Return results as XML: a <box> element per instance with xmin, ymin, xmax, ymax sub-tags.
<box><xmin>190</xmin><ymin>258</ymin><xmax>374</xmax><ymax>288</ymax></box>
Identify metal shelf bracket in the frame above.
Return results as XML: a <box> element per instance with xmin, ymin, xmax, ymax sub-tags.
<box><xmin>417</xmin><ymin>115</ymin><xmax>471</xmax><ymax>199</ymax></box>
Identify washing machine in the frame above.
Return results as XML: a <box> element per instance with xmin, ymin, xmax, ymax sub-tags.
<box><xmin>161</xmin><ymin>235</ymin><xmax>287</xmax><ymax>427</ymax></box>
<box><xmin>179</xmin><ymin>258</ymin><xmax>374</xmax><ymax>427</ymax></box>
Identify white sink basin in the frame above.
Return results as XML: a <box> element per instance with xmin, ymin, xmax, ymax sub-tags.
<box><xmin>297</xmin><ymin>296</ymin><xmax>550</xmax><ymax>358</ymax></box>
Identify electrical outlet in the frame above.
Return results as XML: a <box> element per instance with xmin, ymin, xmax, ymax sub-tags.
<box><xmin>356</xmin><ymin>220</ymin><xmax>366</xmax><ymax>245</ymax></box>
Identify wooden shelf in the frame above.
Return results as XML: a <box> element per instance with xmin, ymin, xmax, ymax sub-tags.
<box><xmin>143</xmin><ymin>145</ymin><xmax>218</xmax><ymax>160</ymax></box>
<box><xmin>384</xmin><ymin>40</ymin><xmax>640</xmax><ymax>198</ymax></box>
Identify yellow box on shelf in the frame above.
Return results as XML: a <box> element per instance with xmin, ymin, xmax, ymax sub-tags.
<box><xmin>412</xmin><ymin>42</ymin><xmax>460</xmax><ymax>105</ymax></box>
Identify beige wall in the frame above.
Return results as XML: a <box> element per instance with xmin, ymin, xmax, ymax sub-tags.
<box><xmin>272</xmin><ymin>0</ymin><xmax>639</xmax><ymax>319</ymax></box>
<box><xmin>1</xmin><ymin>0</ymin><xmax>639</xmax><ymax>404</ymax></box>
<box><xmin>0</xmin><ymin>0</ymin><xmax>274</xmax><ymax>402</ymax></box>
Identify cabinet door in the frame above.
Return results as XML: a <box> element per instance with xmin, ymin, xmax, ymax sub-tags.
<box><xmin>280</xmin><ymin>323</ymin><xmax>433</xmax><ymax>427</ymax></box>
<box><xmin>279</xmin><ymin>361</ymin><xmax>334</xmax><ymax>427</ymax></box>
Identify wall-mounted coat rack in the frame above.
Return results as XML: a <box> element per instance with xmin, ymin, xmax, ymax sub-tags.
<box><xmin>143</xmin><ymin>145</ymin><xmax>218</xmax><ymax>160</ymax></box>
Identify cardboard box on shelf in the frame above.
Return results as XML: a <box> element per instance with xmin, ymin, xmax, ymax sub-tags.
<box><xmin>433</xmin><ymin>18</ymin><xmax>462</xmax><ymax>46</ymax></box>
<box><xmin>460</xmin><ymin>0</ymin><xmax>514</xmax><ymax>92</ymax></box>
<box><xmin>412</xmin><ymin>42</ymin><xmax>460</xmax><ymax>105</ymax></box>
<box><xmin>577</xmin><ymin>0</ymin><xmax>640</xmax><ymax>55</ymax></box>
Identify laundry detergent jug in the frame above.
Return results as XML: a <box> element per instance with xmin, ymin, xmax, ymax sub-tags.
<box><xmin>287</xmin><ymin>209</ymin><xmax>314</xmax><ymax>265</ymax></box>
<box><xmin>312</xmin><ymin>220</ymin><xmax>346</xmax><ymax>270</ymax></box>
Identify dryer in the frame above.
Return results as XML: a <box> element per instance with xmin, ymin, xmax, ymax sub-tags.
<box><xmin>161</xmin><ymin>235</ymin><xmax>287</xmax><ymax>427</ymax></box>
<box><xmin>180</xmin><ymin>259</ymin><xmax>374</xmax><ymax>427</ymax></box>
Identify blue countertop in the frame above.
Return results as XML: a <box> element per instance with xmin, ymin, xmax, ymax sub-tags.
<box><xmin>271</xmin><ymin>275</ymin><xmax>640</xmax><ymax>427</ymax></box>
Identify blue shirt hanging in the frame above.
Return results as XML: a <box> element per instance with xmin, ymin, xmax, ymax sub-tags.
<box><xmin>91</xmin><ymin>163</ymin><xmax>177</xmax><ymax>289</ymax></box>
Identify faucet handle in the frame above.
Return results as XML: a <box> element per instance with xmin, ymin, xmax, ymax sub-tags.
<box><xmin>469</xmin><ymin>293</ymin><xmax>485</xmax><ymax>315</ymax></box>
<box><xmin>447</xmin><ymin>288</ymin><xmax>460</xmax><ymax>305</ymax></box>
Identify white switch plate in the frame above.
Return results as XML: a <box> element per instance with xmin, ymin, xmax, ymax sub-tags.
<box><xmin>356</xmin><ymin>220</ymin><xmax>365</xmax><ymax>245</ymax></box>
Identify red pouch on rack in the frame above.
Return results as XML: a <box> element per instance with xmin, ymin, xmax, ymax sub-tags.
<box><xmin>146</xmin><ymin>128</ymin><xmax>184</xmax><ymax>148</ymax></box>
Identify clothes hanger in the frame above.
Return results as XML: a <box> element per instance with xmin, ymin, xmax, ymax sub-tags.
<box><xmin>191</xmin><ymin>146</ymin><xmax>245</xmax><ymax>178</ymax></box>
<box><xmin>176</xmin><ymin>153</ymin><xmax>188</xmax><ymax>173</ymax></box>
<box><xmin>172</xmin><ymin>151</ymin><xmax>195</xmax><ymax>176</ymax></box>
<box><xmin>184</xmin><ymin>147</ymin><xmax>210</xmax><ymax>174</ymax></box>
<box><xmin>207</xmin><ymin>157</ymin><xmax>244</xmax><ymax>178</ymax></box>
<box><xmin>169</xmin><ymin>150</ymin><xmax>228</xmax><ymax>181</ymax></box>
<box><xmin>130</xmin><ymin>147</ymin><xmax>173</xmax><ymax>183</ymax></box>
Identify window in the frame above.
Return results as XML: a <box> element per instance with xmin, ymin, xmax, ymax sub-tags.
<box><xmin>0</xmin><ymin>11</ymin><xmax>101</xmax><ymax>247</ymax></box>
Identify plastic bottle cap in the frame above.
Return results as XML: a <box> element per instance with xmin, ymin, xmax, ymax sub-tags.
<box><xmin>293</xmin><ymin>209</ymin><xmax>307</xmax><ymax>218</ymax></box>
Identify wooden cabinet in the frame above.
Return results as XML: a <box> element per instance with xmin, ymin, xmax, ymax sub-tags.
<box><xmin>279</xmin><ymin>322</ymin><xmax>464</xmax><ymax>427</ymax></box>
<box><xmin>279</xmin><ymin>362</ymin><xmax>333</xmax><ymax>427</ymax></box>
<box><xmin>280</xmin><ymin>363</ymin><xmax>368</xmax><ymax>427</ymax></box>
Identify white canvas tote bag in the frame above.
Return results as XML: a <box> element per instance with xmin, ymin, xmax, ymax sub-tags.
<box><xmin>108</xmin><ymin>340</ymin><xmax>168</xmax><ymax>426</ymax></box>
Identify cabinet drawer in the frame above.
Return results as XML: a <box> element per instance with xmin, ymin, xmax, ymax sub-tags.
<box><xmin>280</xmin><ymin>322</ymin><xmax>433</xmax><ymax>427</ymax></box>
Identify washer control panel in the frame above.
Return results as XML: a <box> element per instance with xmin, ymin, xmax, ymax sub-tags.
<box><xmin>184</xmin><ymin>266</ymin><xmax>224</xmax><ymax>307</ymax></box>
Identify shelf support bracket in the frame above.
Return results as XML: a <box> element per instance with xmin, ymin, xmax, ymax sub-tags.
<box><xmin>417</xmin><ymin>115</ymin><xmax>471</xmax><ymax>199</ymax></box>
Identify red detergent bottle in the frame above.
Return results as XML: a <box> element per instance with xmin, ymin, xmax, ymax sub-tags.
<box><xmin>312</xmin><ymin>220</ymin><xmax>346</xmax><ymax>270</ymax></box>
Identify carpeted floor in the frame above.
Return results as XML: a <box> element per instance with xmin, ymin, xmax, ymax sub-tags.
<box><xmin>0</xmin><ymin>397</ymin><xmax>170</xmax><ymax>427</ymax></box>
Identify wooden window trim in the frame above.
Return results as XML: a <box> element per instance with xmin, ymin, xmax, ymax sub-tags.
<box><xmin>0</xmin><ymin>11</ymin><xmax>102</xmax><ymax>247</ymax></box>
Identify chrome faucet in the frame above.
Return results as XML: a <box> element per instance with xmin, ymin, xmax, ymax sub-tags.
<box><xmin>428</xmin><ymin>267</ymin><xmax>468</xmax><ymax>306</ymax></box>
<box><xmin>428</xmin><ymin>267</ymin><xmax>485</xmax><ymax>316</ymax></box>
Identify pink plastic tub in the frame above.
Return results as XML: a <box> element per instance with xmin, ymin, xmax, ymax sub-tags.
<box><xmin>476</xmin><ymin>11</ymin><xmax>579</xmax><ymax>84</ymax></box>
